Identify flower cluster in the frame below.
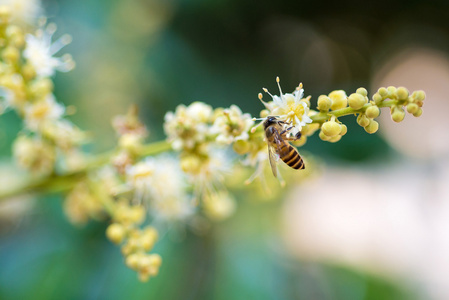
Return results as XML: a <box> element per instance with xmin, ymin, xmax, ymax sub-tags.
<box><xmin>0</xmin><ymin>4</ymin><xmax>83</xmax><ymax>176</ymax></box>
<box><xmin>0</xmin><ymin>0</ymin><xmax>427</xmax><ymax>285</ymax></box>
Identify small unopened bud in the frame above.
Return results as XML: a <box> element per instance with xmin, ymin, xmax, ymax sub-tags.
<box><xmin>413</xmin><ymin>108</ymin><xmax>423</xmax><ymax>117</ymax></box>
<box><xmin>364</xmin><ymin>120</ymin><xmax>379</xmax><ymax>134</ymax></box>
<box><xmin>357</xmin><ymin>114</ymin><xmax>370</xmax><ymax>127</ymax></box>
<box><xmin>180</xmin><ymin>155</ymin><xmax>201</xmax><ymax>174</ymax></box>
<box><xmin>126</xmin><ymin>253</ymin><xmax>141</xmax><ymax>270</ymax></box>
<box><xmin>365</xmin><ymin>105</ymin><xmax>380</xmax><ymax>119</ymax></box>
<box><xmin>396</xmin><ymin>87</ymin><xmax>409</xmax><ymax>101</ymax></box>
<box><xmin>339</xmin><ymin>124</ymin><xmax>347</xmax><ymax>136</ymax></box>
<box><xmin>292</xmin><ymin>135</ymin><xmax>307</xmax><ymax>147</ymax></box>
<box><xmin>373</xmin><ymin>93</ymin><xmax>383</xmax><ymax>105</ymax></box>
<box><xmin>378</xmin><ymin>87</ymin><xmax>388</xmax><ymax>98</ymax></box>
<box><xmin>387</xmin><ymin>86</ymin><xmax>397</xmax><ymax>97</ymax></box>
<box><xmin>106</xmin><ymin>223</ymin><xmax>126</xmax><ymax>244</ymax></box>
<box><xmin>415</xmin><ymin>90</ymin><xmax>425</xmax><ymax>101</ymax></box>
<box><xmin>319</xmin><ymin>130</ymin><xmax>331</xmax><ymax>141</ymax></box>
<box><xmin>406</xmin><ymin>103</ymin><xmax>419</xmax><ymax>114</ymax></box>
<box><xmin>232</xmin><ymin>140</ymin><xmax>251</xmax><ymax>155</ymax></box>
<box><xmin>2</xmin><ymin>46</ymin><xmax>19</xmax><ymax>63</ymax></box>
<box><xmin>317</xmin><ymin>95</ymin><xmax>332</xmax><ymax>111</ymax></box>
<box><xmin>328</xmin><ymin>90</ymin><xmax>348</xmax><ymax>110</ymax></box>
<box><xmin>356</xmin><ymin>87</ymin><xmax>368</xmax><ymax>97</ymax></box>
<box><xmin>321</xmin><ymin>121</ymin><xmax>341</xmax><ymax>137</ymax></box>
<box><xmin>329</xmin><ymin>135</ymin><xmax>342</xmax><ymax>143</ymax></box>
<box><xmin>348</xmin><ymin>93</ymin><xmax>367</xmax><ymax>110</ymax></box>
<box><xmin>391</xmin><ymin>107</ymin><xmax>405</xmax><ymax>123</ymax></box>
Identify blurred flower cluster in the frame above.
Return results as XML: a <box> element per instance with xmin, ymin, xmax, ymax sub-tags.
<box><xmin>0</xmin><ymin>0</ymin><xmax>427</xmax><ymax>283</ymax></box>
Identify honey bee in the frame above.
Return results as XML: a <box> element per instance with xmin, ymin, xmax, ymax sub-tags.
<box><xmin>263</xmin><ymin>116</ymin><xmax>305</xmax><ymax>177</ymax></box>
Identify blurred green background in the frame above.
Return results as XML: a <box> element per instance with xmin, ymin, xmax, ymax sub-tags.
<box><xmin>2</xmin><ymin>0</ymin><xmax>449</xmax><ymax>299</ymax></box>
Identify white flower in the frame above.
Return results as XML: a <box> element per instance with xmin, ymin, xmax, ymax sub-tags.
<box><xmin>263</xmin><ymin>77</ymin><xmax>312</xmax><ymax>135</ymax></box>
<box><xmin>126</xmin><ymin>158</ymin><xmax>156</xmax><ymax>201</ymax></box>
<box><xmin>127</xmin><ymin>156</ymin><xmax>195</xmax><ymax>222</ymax></box>
<box><xmin>24</xmin><ymin>94</ymin><xmax>64</xmax><ymax>131</ymax></box>
<box><xmin>211</xmin><ymin>105</ymin><xmax>254</xmax><ymax>145</ymax></box>
<box><xmin>23</xmin><ymin>23</ymin><xmax>74</xmax><ymax>78</ymax></box>
<box><xmin>164</xmin><ymin>102</ymin><xmax>214</xmax><ymax>151</ymax></box>
<box><xmin>0</xmin><ymin>0</ymin><xmax>42</xmax><ymax>24</ymax></box>
<box><xmin>203</xmin><ymin>190</ymin><xmax>236</xmax><ymax>221</ymax></box>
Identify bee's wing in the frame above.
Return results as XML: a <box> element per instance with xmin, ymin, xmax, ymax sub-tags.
<box><xmin>267</xmin><ymin>128</ymin><xmax>283</xmax><ymax>178</ymax></box>
<box><xmin>267</xmin><ymin>143</ymin><xmax>280</xmax><ymax>178</ymax></box>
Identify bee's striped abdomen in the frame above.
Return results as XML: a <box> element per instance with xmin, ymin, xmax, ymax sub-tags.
<box><xmin>281</xmin><ymin>144</ymin><xmax>305</xmax><ymax>170</ymax></box>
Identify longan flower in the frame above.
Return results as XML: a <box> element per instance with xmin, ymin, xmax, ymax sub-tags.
<box><xmin>164</xmin><ymin>102</ymin><xmax>214</xmax><ymax>151</ymax></box>
<box><xmin>211</xmin><ymin>105</ymin><xmax>254</xmax><ymax>145</ymax></box>
<box><xmin>0</xmin><ymin>0</ymin><xmax>42</xmax><ymax>24</ymax></box>
<box><xmin>262</xmin><ymin>77</ymin><xmax>312</xmax><ymax>135</ymax></box>
<box><xmin>13</xmin><ymin>135</ymin><xmax>55</xmax><ymax>174</ymax></box>
<box><xmin>24</xmin><ymin>94</ymin><xmax>64</xmax><ymax>131</ymax></box>
<box><xmin>126</xmin><ymin>158</ymin><xmax>156</xmax><ymax>202</ymax></box>
<box><xmin>144</xmin><ymin>156</ymin><xmax>194</xmax><ymax>222</ymax></box>
<box><xmin>23</xmin><ymin>22</ymin><xmax>75</xmax><ymax>78</ymax></box>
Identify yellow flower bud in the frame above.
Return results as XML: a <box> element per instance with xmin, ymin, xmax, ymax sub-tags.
<box><xmin>328</xmin><ymin>90</ymin><xmax>348</xmax><ymax>110</ymax></box>
<box><xmin>415</xmin><ymin>90</ymin><xmax>425</xmax><ymax>101</ymax></box>
<box><xmin>406</xmin><ymin>103</ymin><xmax>419</xmax><ymax>114</ymax></box>
<box><xmin>413</xmin><ymin>108</ymin><xmax>423</xmax><ymax>117</ymax></box>
<box><xmin>387</xmin><ymin>86</ymin><xmax>397</xmax><ymax>97</ymax></box>
<box><xmin>119</xmin><ymin>134</ymin><xmax>142</xmax><ymax>154</ymax></box>
<box><xmin>126</xmin><ymin>253</ymin><xmax>141</xmax><ymax>270</ymax></box>
<box><xmin>317</xmin><ymin>95</ymin><xmax>332</xmax><ymax>111</ymax></box>
<box><xmin>319</xmin><ymin>130</ymin><xmax>331</xmax><ymax>141</ymax></box>
<box><xmin>391</xmin><ymin>107</ymin><xmax>405</xmax><ymax>123</ymax></box>
<box><xmin>364</xmin><ymin>120</ymin><xmax>379</xmax><ymax>134</ymax></box>
<box><xmin>328</xmin><ymin>135</ymin><xmax>342</xmax><ymax>143</ymax></box>
<box><xmin>232</xmin><ymin>139</ymin><xmax>251</xmax><ymax>154</ymax></box>
<box><xmin>373</xmin><ymin>93</ymin><xmax>382</xmax><ymax>105</ymax></box>
<box><xmin>396</xmin><ymin>87</ymin><xmax>409</xmax><ymax>101</ymax></box>
<box><xmin>378</xmin><ymin>87</ymin><xmax>388</xmax><ymax>98</ymax></box>
<box><xmin>339</xmin><ymin>124</ymin><xmax>347</xmax><ymax>136</ymax></box>
<box><xmin>106</xmin><ymin>223</ymin><xmax>126</xmax><ymax>244</ymax></box>
<box><xmin>321</xmin><ymin>121</ymin><xmax>341</xmax><ymax>137</ymax></box>
<box><xmin>129</xmin><ymin>205</ymin><xmax>146</xmax><ymax>225</ymax></box>
<box><xmin>365</xmin><ymin>105</ymin><xmax>380</xmax><ymax>119</ymax></box>
<box><xmin>356</xmin><ymin>87</ymin><xmax>368</xmax><ymax>96</ymax></box>
<box><xmin>260</xmin><ymin>109</ymin><xmax>269</xmax><ymax>118</ymax></box>
<box><xmin>348</xmin><ymin>93</ymin><xmax>367</xmax><ymax>110</ymax></box>
<box><xmin>2</xmin><ymin>46</ymin><xmax>19</xmax><ymax>63</ymax></box>
<box><xmin>357</xmin><ymin>114</ymin><xmax>370</xmax><ymax>127</ymax></box>
<box><xmin>292</xmin><ymin>135</ymin><xmax>307</xmax><ymax>147</ymax></box>
<box><xmin>29</xmin><ymin>78</ymin><xmax>54</xmax><ymax>99</ymax></box>
<box><xmin>22</xmin><ymin>64</ymin><xmax>36</xmax><ymax>81</ymax></box>
<box><xmin>180</xmin><ymin>155</ymin><xmax>202</xmax><ymax>174</ymax></box>
<box><xmin>301</xmin><ymin>97</ymin><xmax>311</xmax><ymax>108</ymax></box>
<box><xmin>301</xmin><ymin>123</ymin><xmax>320</xmax><ymax>136</ymax></box>
<box><xmin>141</xmin><ymin>227</ymin><xmax>158</xmax><ymax>251</ymax></box>
<box><xmin>0</xmin><ymin>6</ymin><xmax>11</xmax><ymax>24</ymax></box>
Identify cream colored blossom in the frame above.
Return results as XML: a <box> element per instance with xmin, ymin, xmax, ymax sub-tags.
<box><xmin>203</xmin><ymin>190</ymin><xmax>236</xmax><ymax>221</ymax></box>
<box><xmin>13</xmin><ymin>135</ymin><xmax>55</xmax><ymax>174</ymax></box>
<box><xmin>23</xmin><ymin>23</ymin><xmax>74</xmax><ymax>78</ymax></box>
<box><xmin>0</xmin><ymin>0</ymin><xmax>42</xmax><ymax>24</ymax></box>
<box><xmin>211</xmin><ymin>105</ymin><xmax>254</xmax><ymax>145</ymax></box>
<box><xmin>164</xmin><ymin>102</ymin><xmax>213</xmax><ymax>150</ymax></box>
<box><xmin>126</xmin><ymin>158</ymin><xmax>156</xmax><ymax>201</ymax></box>
<box><xmin>262</xmin><ymin>78</ymin><xmax>312</xmax><ymax>135</ymax></box>
<box><xmin>145</xmin><ymin>156</ymin><xmax>194</xmax><ymax>222</ymax></box>
<box><xmin>24</xmin><ymin>94</ymin><xmax>64</xmax><ymax>131</ymax></box>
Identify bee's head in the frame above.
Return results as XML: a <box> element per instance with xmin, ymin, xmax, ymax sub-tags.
<box><xmin>263</xmin><ymin>116</ymin><xmax>278</xmax><ymax>129</ymax></box>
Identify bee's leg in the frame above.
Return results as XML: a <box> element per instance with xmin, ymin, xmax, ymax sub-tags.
<box><xmin>282</xmin><ymin>130</ymin><xmax>302</xmax><ymax>141</ymax></box>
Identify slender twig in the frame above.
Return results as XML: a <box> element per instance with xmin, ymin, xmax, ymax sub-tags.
<box><xmin>0</xmin><ymin>140</ymin><xmax>171</xmax><ymax>201</ymax></box>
